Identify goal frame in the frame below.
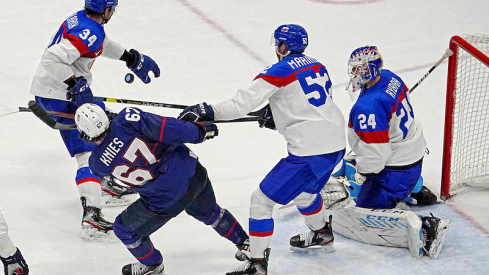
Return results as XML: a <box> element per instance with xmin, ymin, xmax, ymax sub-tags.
<box><xmin>441</xmin><ymin>35</ymin><xmax>489</xmax><ymax>200</ymax></box>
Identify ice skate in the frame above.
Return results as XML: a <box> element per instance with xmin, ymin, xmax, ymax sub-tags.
<box><xmin>80</xmin><ymin>197</ymin><xmax>117</xmax><ymax>242</ymax></box>
<box><xmin>422</xmin><ymin>213</ymin><xmax>452</xmax><ymax>259</ymax></box>
<box><xmin>121</xmin><ymin>261</ymin><xmax>165</xmax><ymax>275</ymax></box>
<box><xmin>290</xmin><ymin>215</ymin><xmax>335</xmax><ymax>252</ymax></box>
<box><xmin>409</xmin><ymin>186</ymin><xmax>438</xmax><ymax>205</ymax></box>
<box><xmin>101</xmin><ymin>176</ymin><xmax>138</xmax><ymax>206</ymax></box>
<box><xmin>235</xmin><ymin>239</ymin><xmax>250</xmax><ymax>261</ymax></box>
<box><xmin>226</xmin><ymin>248</ymin><xmax>270</xmax><ymax>275</ymax></box>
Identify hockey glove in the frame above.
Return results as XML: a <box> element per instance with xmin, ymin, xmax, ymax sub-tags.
<box><xmin>65</xmin><ymin>76</ymin><xmax>93</xmax><ymax>107</ymax></box>
<box><xmin>354</xmin><ymin>172</ymin><xmax>366</xmax><ymax>185</ymax></box>
<box><xmin>178</xmin><ymin>102</ymin><xmax>215</xmax><ymax>122</ymax></box>
<box><xmin>126</xmin><ymin>49</ymin><xmax>160</xmax><ymax>84</ymax></box>
<box><xmin>258</xmin><ymin>104</ymin><xmax>276</xmax><ymax>130</ymax></box>
<box><xmin>193</xmin><ymin>121</ymin><xmax>218</xmax><ymax>142</ymax></box>
<box><xmin>0</xmin><ymin>248</ymin><xmax>29</xmax><ymax>275</ymax></box>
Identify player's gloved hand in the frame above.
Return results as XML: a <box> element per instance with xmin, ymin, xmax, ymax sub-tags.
<box><xmin>193</xmin><ymin>121</ymin><xmax>218</xmax><ymax>142</ymax></box>
<box><xmin>178</xmin><ymin>102</ymin><xmax>215</xmax><ymax>122</ymax></box>
<box><xmin>0</xmin><ymin>248</ymin><xmax>29</xmax><ymax>275</ymax></box>
<box><xmin>65</xmin><ymin>76</ymin><xmax>93</xmax><ymax>107</ymax></box>
<box><xmin>354</xmin><ymin>172</ymin><xmax>366</xmax><ymax>185</ymax></box>
<box><xmin>127</xmin><ymin>49</ymin><xmax>160</xmax><ymax>84</ymax></box>
<box><xmin>258</xmin><ymin>104</ymin><xmax>276</xmax><ymax>130</ymax></box>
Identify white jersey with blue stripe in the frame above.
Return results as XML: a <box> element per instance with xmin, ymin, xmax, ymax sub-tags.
<box><xmin>348</xmin><ymin>69</ymin><xmax>426</xmax><ymax>174</ymax></box>
<box><xmin>29</xmin><ymin>10</ymin><xmax>125</xmax><ymax>101</ymax></box>
<box><xmin>212</xmin><ymin>53</ymin><xmax>346</xmax><ymax>156</ymax></box>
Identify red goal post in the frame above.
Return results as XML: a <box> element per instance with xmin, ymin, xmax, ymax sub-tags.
<box><xmin>441</xmin><ymin>35</ymin><xmax>489</xmax><ymax>200</ymax></box>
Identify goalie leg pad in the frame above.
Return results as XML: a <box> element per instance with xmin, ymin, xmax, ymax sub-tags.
<box><xmin>333</xmin><ymin>205</ymin><xmax>424</xmax><ymax>258</ymax></box>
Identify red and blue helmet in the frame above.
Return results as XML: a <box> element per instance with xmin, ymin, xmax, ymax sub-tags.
<box><xmin>272</xmin><ymin>24</ymin><xmax>308</xmax><ymax>54</ymax></box>
<box><xmin>85</xmin><ymin>0</ymin><xmax>118</xmax><ymax>14</ymax></box>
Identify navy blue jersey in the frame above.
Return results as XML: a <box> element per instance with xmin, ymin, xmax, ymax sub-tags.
<box><xmin>89</xmin><ymin>107</ymin><xmax>205</xmax><ymax>210</ymax></box>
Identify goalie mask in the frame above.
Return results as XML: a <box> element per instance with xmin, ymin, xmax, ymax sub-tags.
<box><xmin>75</xmin><ymin>103</ymin><xmax>110</xmax><ymax>142</ymax></box>
<box><xmin>346</xmin><ymin>46</ymin><xmax>383</xmax><ymax>102</ymax></box>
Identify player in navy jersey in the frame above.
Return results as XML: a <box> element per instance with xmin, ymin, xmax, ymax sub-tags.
<box><xmin>323</xmin><ymin>46</ymin><xmax>451</xmax><ymax>259</ymax></box>
<box><xmin>73</xmin><ymin>103</ymin><xmax>249</xmax><ymax>275</ymax></box>
<box><xmin>179</xmin><ymin>24</ymin><xmax>346</xmax><ymax>275</ymax></box>
<box><xmin>28</xmin><ymin>0</ymin><xmax>160</xmax><ymax>240</ymax></box>
<box><xmin>0</xmin><ymin>208</ymin><xmax>28</xmax><ymax>275</ymax></box>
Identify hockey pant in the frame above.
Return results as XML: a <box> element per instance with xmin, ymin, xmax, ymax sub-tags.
<box><xmin>333</xmin><ymin>205</ymin><xmax>424</xmax><ymax>258</ymax></box>
<box><xmin>113</xmin><ymin>163</ymin><xmax>248</xmax><ymax>266</ymax></box>
<box><xmin>248</xmin><ymin>151</ymin><xmax>344</xmax><ymax>259</ymax></box>
<box><xmin>0</xmin><ymin>208</ymin><xmax>16</xmax><ymax>258</ymax></box>
<box><xmin>36</xmin><ymin>97</ymin><xmax>105</xmax><ymax>208</ymax></box>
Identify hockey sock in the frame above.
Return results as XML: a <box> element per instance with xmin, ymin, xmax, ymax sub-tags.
<box><xmin>114</xmin><ymin>219</ymin><xmax>163</xmax><ymax>266</ymax></box>
<box><xmin>296</xmin><ymin>193</ymin><xmax>326</xmax><ymax>231</ymax></box>
<box><xmin>76</xmin><ymin>167</ymin><xmax>102</xmax><ymax>208</ymax></box>
<box><xmin>194</xmin><ymin>205</ymin><xmax>248</xmax><ymax>245</ymax></box>
<box><xmin>249</xmin><ymin>218</ymin><xmax>274</xmax><ymax>258</ymax></box>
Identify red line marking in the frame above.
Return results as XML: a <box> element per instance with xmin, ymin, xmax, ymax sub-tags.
<box><xmin>177</xmin><ymin>0</ymin><xmax>268</xmax><ymax>66</ymax></box>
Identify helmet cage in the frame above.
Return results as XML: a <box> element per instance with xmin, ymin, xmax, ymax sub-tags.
<box><xmin>348</xmin><ymin>46</ymin><xmax>383</xmax><ymax>85</ymax></box>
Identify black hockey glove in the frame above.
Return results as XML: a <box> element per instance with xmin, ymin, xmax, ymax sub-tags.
<box><xmin>193</xmin><ymin>121</ymin><xmax>218</xmax><ymax>142</ymax></box>
<box><xmin>258</xmin><ymin>104</ymin><xmax>276</xmax><ymax>130</ymax></box>
<box><xmin>178</xmin><ymin>102</ymin><xmax>215</xmax><ymax>122</ymax></box>
<box><xmin>0</xmin><ymin>248</ymin><xmax>29</xmax><ymax>275</ymax></box>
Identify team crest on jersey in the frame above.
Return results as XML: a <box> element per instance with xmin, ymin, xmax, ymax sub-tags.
<box><xmin>67</xmin><ymin>14</ymin><xmax>79</xmax><ymax>29</ymax></box>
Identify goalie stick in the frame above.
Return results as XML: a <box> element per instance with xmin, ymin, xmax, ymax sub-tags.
<box><xmin>28</xmin><ymin>101</ymin><xmax>261</xmax><ymax>130</ymax></box>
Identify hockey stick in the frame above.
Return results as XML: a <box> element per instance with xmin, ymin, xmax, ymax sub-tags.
<box><xmin>28</xmin><ymin>101</ymin><xmax>260</xmax><ymax>130</ymax></box>
<box><xmin>1</xmin><ymin>106</ymin><xmax>76</xmax><ymax>119</ymax></box>
<box><xmin>66</xmin><ymin>94</ymin><xmax>267</xmax><ymax>117</ymax></box>
<box><xmin>409</xmin><ymin>48</ymin><xmax>453</xmax><ymax>94</ymax></box>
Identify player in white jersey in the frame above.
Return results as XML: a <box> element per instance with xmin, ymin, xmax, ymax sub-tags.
<box><xmin>323</xmin><ymin>46</ymin><xmax>451</xmax><ymax>259</ymax></box>
<box><xmin>0</xmin><ymin>208</ymin><xmax>28</xmax><ymax>275</ymax></box>
<box><xmin>178</xmin><ymin>24</ymin><xmax>346</xmax><ymax>275</ymax></box>
<box><xmin>29</xmin><ymin>0</ymin><xmax>160</xmax><ymax>241</ymax></box>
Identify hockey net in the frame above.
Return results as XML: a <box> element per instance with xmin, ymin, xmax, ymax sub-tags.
<box><xmin>441</xmin><ymin>35</ymin><xmax>489</xmax><ymax>200</ymax></box>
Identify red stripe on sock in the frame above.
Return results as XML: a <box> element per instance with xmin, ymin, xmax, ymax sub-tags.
<box><xmin>224</xmin><ymin>221</ymin><xmax>238</xmax><ymax>238</ymax></box>
<box><xmin>76</xmin><ymin>177</ymin><xmax>101</xmax><ymax>185</ymax></box>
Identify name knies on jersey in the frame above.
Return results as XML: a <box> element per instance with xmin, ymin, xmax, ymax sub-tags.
<box><xmin>100</xmin><ymin>137</ymin><xmax>124</xmax><ymax>167</ymax></box>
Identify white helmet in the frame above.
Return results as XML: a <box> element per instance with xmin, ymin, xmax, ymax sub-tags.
<box><xmin>75</xmin><ymin>103</ymin><xmax>110</xmax><ymax>141</ymax></box>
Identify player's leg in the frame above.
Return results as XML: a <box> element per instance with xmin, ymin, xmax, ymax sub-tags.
<box><xmin>288</xmin><ymin>150</ymin><xmax>344</xmax><ymax>251</ymax></box>
<box><xmin>185</xmin><ymin>163</ymin><xmax>248</xmax><ymax>250</ymax></box>
<box><xmin>0</xmin><ymin>208</ymin><xmax>29</xmax><ymax>275</ymax></box>
<box><xmin>355</xmin><ymin>162</ymin><xmax>423</xmax><ymax>209</ymax></box>
<box><xmin>113</xmin><ymin>199</ymin><xmax>167</xmax><ymax>275</ymax></box>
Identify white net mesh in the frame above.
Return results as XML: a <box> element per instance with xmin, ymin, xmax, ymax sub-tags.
<box><xmin>449</xmin><ymin>35</ymin><xmax>489</xmax><ymax>195</ymax></box>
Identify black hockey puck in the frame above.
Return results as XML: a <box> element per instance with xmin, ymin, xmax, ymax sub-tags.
<box><xmin>125</xmin><ymin>73</ymin><xmax>135</xmax><ymax>84</ymax></box>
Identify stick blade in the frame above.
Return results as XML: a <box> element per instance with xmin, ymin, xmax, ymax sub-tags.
<box><xmin>28</xmin><ymin>100</ymin><xmax>76</xmax><ymax>130</ymax></box>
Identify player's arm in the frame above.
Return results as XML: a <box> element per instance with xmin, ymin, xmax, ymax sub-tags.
<box><xmin>348</xmin><ymin>103</ymin><xmax>392</xmax><ymax>174</ymax></box>
<box><xmin>120</xmin><ymin>107</ymin><xmax>216</xmax><ymax>144</ymax></box>
<box><xmin>212</xmin><ymin>78</ymin><xmax>279</xmax><ymax>121</ymax></box>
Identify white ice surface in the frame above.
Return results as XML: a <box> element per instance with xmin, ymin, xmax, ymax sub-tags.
<box><xmin>1</xmin><ymin>0</ymin><xmax>489</xmax><ymax>274</ymax></box>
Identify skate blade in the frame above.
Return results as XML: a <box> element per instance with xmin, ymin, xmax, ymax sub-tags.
<box><xmin>102</xmin><ymin>193</ymin><xmax>138</xmax><ymax>207</ymax></box>
<box><xmin>81</xmin><ymin>228</ymin><xmax>118</xmax><ymax>242</ymax></box>
<box><xmin>428</xmin><ymin>219</ymin><xmax>453</xmax><ymax>259</ymax></box>
<box><xmin>290</xmin><ymin>243</ymin><xmax>335</xmax><ymax>253</ymax></box>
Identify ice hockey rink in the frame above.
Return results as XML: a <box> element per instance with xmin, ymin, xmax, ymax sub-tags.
<box><xmin>1</xmin><ymin>0</ymin><xmax>489</xmax><ymax>274</ymax></box>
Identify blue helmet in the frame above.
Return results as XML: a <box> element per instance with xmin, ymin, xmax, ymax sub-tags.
<box><xmin>272</xmin><ymin>24</ymin><xmax>308</xmax><ymax>54</ymax></box>
<box><xmin>348</xmin><ymin>46</ymin><xmax>383</xmax><ymax>85</ymax></box>
<box><xmin>85</xmin><ymin>0</ymin><xmax>118</xmax><ymax>13</ymax></box>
